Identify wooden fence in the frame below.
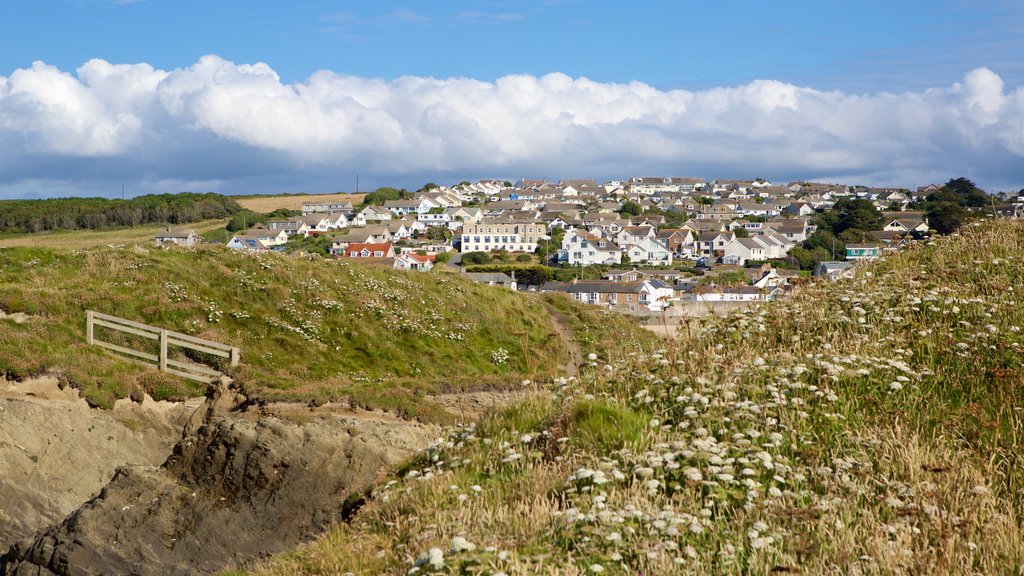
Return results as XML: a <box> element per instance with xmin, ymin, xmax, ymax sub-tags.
<box><xmin>86</xmin><ymin>310</ymin><xmax>239</xmax><ymax>384</ymax></box>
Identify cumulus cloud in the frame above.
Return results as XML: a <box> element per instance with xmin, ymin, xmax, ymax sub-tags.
<box><xmin>1</xmin><ymin>55</ymin><xmax>1023</xmax><ymax>198</ymax></box>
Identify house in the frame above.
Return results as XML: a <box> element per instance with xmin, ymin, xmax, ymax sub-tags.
<box><xmin>344</xmin><ymin>243</ymin><xmax>395</xmax><ymax>258</ymax></box>
<box><xmin>231</xmin><ymin>228</ymin><xmax>288</xmax><ymax>247</ymax></box>
<box><xmin>460</xmin><ymin>219</ymin><xmax>547</xmax><ymax>253</ymax></box>
<box><xmin>812</xmin><ymin>261</ymin><xmax>855</xmax><ymax>281</ymax></box>
<box><xmin>463</xmin><ymin>272</ymin><xmax>517</xmax><ymax>291</ymax></box>
<box><xmin>559</xmin><ymin>230</ymin><xmax>622</xmax><ymax>265</ymax></box>
<box><xmin>226</xmin><ymin>236</ymin><xmax>269</xmax><ymax>251</ymax></box>
<box><xmin>623</xmin><ymin>237</ymin><xmax>673</xmax><ymax>265</ymax></box>
<box><xmin>656</xmin><ymin>229</ymin><xmax>695</xmax><ymax>256</ymax></box>
<box><xmin>266</xmin><ymin>220</ymin><xmax>312</xmax><ymax>237</ymax></box>
<box><xmin>783</xmin><ymin>202</ymin><xmax>815</xmax><ymax>217</ymax></box>
<box><xmin>383</xmin><ymin>198</ymin><xmax>434</xmax><ymax>216</ymax></box>
<box><xmin>354</xmin><ymin>205</ymin><xmax>393</xmax><ymax>226</ymax></box>
<box><xmin>845</xmin><ymin>244</ymin><xmax>882</xmax><ymax>260</ymax></box>
<box><xmin>302</xmin><ymin>201</ymin><xmax>354</xmax><ymax>216</ymax></box>
<box><xmin>615</xmin><ymin>225</ymin><xmax>655</xmax><ymax>246</ymax></box>
<box><xmin>690</xmin><ymin>286</ymin><xmax>776</xmax><ymax>302</ymax></box>
<box><xmin>566</xmin><ymin>279</ymin><xmax>674</xmax><ymax>312</ymax></box>
<box><xmin>341</xmin><ymin>226</ymin><xmax>393</xmax><ymax>244</ymax></box>
<box><xmin>394</xmin><ymin>252</ymin><xmax>435</xmax><ymax>271</ymax></box>
<box><xmin>155</xmin><ymin>228</ymin><xmax>201</xmax><ymax>247</ymax></box>
<box><xmin>296</xmin><ymin>214</ymin><xmax>334</xmax><ymax>234</ymax></box>
<box><xmin>883</xmin><ymin>218</ymin><xmax>930</xmax><ymax>233</ymax></box>
<box><xmin>696</xmin><ymin>230</ymin><xmax>736</xmax><ymax>258</ymax></box>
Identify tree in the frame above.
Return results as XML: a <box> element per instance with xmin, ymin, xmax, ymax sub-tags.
<box><xmin>926</xmin><ymin>202</ymin><xmax>968</xmax><ymax>234</ymax></box>
<box><xmin>503</xmin><ymin>180</ymin><xmax>513</xmax><ymax>188</ymax></box>
<box><xmin>421</xmin><ymin>182</ymin><xmax>439</xmax><ymax>192</ymax></box>
<box><xmin>435</xmin><ymin>252</ymin><xmax>452</xmax><ymax>264</ymax></box>
<box><xmin>362</xmin><ymin>187</ymin><xmax>408</xmax><ymax>206</ymax></box>
<box><xmin>618</xmin><ymin>200</ymin><xmax>642</xmax><ymax>217</ymax></box>
<box><xmin>734</xmin><ymin>228</ymin><xmax>749</xmax><ymax>238</ymax></box>
<box><xmin>426</xmin><ymin>226</ymin><xmax>450</xmax><ymax>241</ymax></box>
<box><xmin>833</xmin><ymin>198</ymin><xmax>882</xmax><ymax>234</ymax></box>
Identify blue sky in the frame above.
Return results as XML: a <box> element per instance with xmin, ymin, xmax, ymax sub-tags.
<box><xmin>1</xmin><ymin>0</ymin><xmax>1023</xmax><ymax>198</ymax></box>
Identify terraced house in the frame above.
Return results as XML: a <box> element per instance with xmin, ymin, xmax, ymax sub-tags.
<box><xmin>460</xmin><ymin>219</ymin><xmax>547</xmax><ymax>253</ymax></box>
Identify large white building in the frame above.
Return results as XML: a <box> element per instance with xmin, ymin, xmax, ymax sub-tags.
<box><xmin>460</xmin><ymin>219</ymin><xmax>547</xmax><ymax>253</ymax></box>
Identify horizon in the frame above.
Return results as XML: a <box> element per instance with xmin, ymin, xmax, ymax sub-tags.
<box><xmin>2</xmin><ymin>1</ymin><xmax>1024</xmax><ymax>199</ymax></box>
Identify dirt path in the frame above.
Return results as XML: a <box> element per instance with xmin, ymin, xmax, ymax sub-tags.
<box><xmin>545</xmin><ymin>306</ymin><xmax>582</xmax><ymax>377</ymax></box>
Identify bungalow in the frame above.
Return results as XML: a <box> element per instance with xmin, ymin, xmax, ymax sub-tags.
<box><xmin>690</xmin><ymin>286</ymin><xmax>776</xmax><ymax>302</ymax></box>
<box><xmin>463</xmin><ymin>272</ymin><xmax>517</xmax><ymax>291</ymax></box>
<box><xmin>383</xmin><ymin>198</ymin><xmax>434</xmax><ymax>216</ymax></box>
<box><xmin>394</xmin><ymin>252</ymin><xmax>435</xmax><ymax>271</ymax></box>
<box><xmin>812</xmin><ymin>261</ymin><xmax>855</xmax><ymax>281</ymax></box>
<box><xmin>344</xmin><ymin>243</ymin><xmax>395</xmax><ymax>258</ymax></box>
<box><xmin>231</xmin><ymin>228</ymin><xmax>288</xmax><ymax>247</ymax></box>
<box><xmin>566</xmin><ymin>279</ymin><xmax>674</xmax><ymax>312</ymax></box>
<box><xmin>783</xmin><ymin>202</ymin><xmax>815</xmax><ymax>217</ymax></box>
<box><xmin>559</xmin><ymin>230</ymin><xmax>622</xmax><ymax>265</ymax></box>
<box><xmin>226</xmin><ymin>236</ymin><xmax>269</xmax><ymax>252</ymax></box>
<box><xmin>845</xmin><ymin>244</ymin><xmax>882</xmax><ymax>260</ymax></box>
<box><xmin>266</xmin><ymin>220</ymin><xmax>311</xmax><ymax>237</ymax></box>
<box><xmin>155</xmin><ymin>228</ymin><xmax>201</xmax><ymax>247</ymax></box>
<box><xmin>883</xmin><ymin>218</ymin><xmax>930</xmax><ymax>233</ymax></box>
<box><xmin>302</xmin><ymin>201</ymin><xmax>354</xmax><ymax>216</ymax></box>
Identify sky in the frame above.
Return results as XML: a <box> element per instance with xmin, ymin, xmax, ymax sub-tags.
<box><xmin>1</xmin><ymin>0</ymin><xmax>1023</xmax><ymax>199</ymax></box>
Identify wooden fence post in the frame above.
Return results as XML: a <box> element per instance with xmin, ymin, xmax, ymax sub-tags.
<box><xmin>86</xmin><ymin>311</ymin><xmax>94</xmax><ymax>345</ymax></box>
<box><xmin>230</xmin><ymin>347</ymin><xmax>240</xmax><ymax>368</ymax></box>
<box><xmin>159</xmin><ymin>329</ymin><xmax>168</xmax><ymax>372</ymax></box>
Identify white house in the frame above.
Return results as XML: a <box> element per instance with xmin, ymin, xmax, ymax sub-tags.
<box><xmin>559</xmin><ymin>230</ymin><xmax>622</xmax><ymax>265</ymax></box>
<box><xmin>623</xmin><ymin>237</ymin><xmax>673</xmax><ymax>265</ymax></box>
<box><xmin>354</xmin><ymin>205</ymin><xmax>393</xmax><ymax>226</ymax></box>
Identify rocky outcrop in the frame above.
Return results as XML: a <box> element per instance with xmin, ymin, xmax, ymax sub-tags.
<box><xmin>1</xmin><ymin>386</ymin><xmax>438</xmax><ymax>575</ymax></box>
<box><xmin>0</xmin><ymin>377</ymin><xmax>198</xmax><ymax>550</ymax></box>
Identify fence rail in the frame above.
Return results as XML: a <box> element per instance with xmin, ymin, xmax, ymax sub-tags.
<box><xmin>86</xmin><ymin>310</ymin><xmax>239</xmax><ymax>384</ymax></box>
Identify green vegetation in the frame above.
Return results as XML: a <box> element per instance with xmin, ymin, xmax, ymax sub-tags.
<box><xmin>251</xmin><ymin>221</ymin><xmax>1024</xmax><ymax>575</ymax></box>
<box><xmin>463</xmin><ymin>265</ymin><xmax>553</xmax><ymax>287</ymax></box>
<box><xmin>461</xmin><ymin>251</ymin><xmax>492</xmax><ymax>265</ymax></box>
<box><xmin>225</xmin><ymin>208</ymin><xmax>300</xmax><ymax>232</ymax></box>
<box><xmin>361</xmin><ymin>187</ymin><xmax>411</xmax><ymax>207</ymax></box>
<box><xmin>0</xmin><ymin>193</ymin><xmax>242</xmax><ymax>234</ymax></box>
<box><xmin>0</xmin><ymin>245</ymin><xmax>585</xmax><ymax>417</ymax></box>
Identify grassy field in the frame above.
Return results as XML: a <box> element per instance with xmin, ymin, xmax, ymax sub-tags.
<box><xmin>0</xmin><ymin>219</ymin><xmax>227</xmax><ymax>249</ymax></box>
<box><xmin>245</xmin><ymin>221</ymin><xmax>1024</xmax><ymax>575</ymax></box>
<box><xmin>234</xmin><ymin>193</ymin><xmax>366</xmax><ymax>213</ymax></box>
<box><xmin>0</xmin><ymin>244</ymin><xmax>649</xmax><ymax>418</ymax></box>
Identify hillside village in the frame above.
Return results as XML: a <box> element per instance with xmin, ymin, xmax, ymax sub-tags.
<box><xmin>156</xmin><ymin>177</ymin><xmax>1019</xmax><ymax>316</ymax></box>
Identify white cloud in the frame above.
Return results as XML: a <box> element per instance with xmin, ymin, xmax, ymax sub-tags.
<box><xmin>0</xmin><ymin>55</ymin><xmax>1022</xmax><ymax>198</ymax></box>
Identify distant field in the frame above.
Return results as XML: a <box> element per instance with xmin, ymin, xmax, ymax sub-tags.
<box><xmin>235</xmin><ymin>193</ymin><xmax>366</xmax><ymax>213</ymax></box>
<box><xmin>0</xmin><ymin>219</ymin><xmax>227</xmax><ymax>250</ymax></box>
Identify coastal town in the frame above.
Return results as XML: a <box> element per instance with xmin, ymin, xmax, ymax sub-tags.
<box><xmin>155</xmin><ymin>176</ymin><xmax>1017</xmax><ymax>318</ymax></box>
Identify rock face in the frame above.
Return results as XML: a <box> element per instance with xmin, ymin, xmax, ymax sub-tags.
<box><xmin>0</xmin><ymin>377</ymin><xmax>197</xmax><ymax>550</ymax></box>
<box><xmin>1</xmin><ymin>386</ymin><xmax>437</xmax><ymax>576</ymax></box>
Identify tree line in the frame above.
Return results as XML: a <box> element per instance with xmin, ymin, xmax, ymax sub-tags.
<box><xmin>0</xmin><ymin>193</ymin><xmax>243</xmax><ymax>234</ymax></box>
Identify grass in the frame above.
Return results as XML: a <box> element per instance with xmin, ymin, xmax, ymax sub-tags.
<box><xmin>0</xmin><ymin>219</ymin><xmax>228</xmax><ymax>249</ymax></box>
<box><xmin>0</xmin><ymin>243</ymin><xmax>596</xmax><ymax>416</ymax></box>
<box><xmin>243</xmin><ymin>220</ymin><xmax>1024</xmax><ymax>575</ymax></box>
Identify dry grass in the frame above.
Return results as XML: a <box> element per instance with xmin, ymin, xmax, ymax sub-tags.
<box><xmin>235</xmin><ymin>193</ymin><xmax>366</xmax><ymax>213</ymax></box>
<box><xmin>0</xmin><ymin>219</ymin><xmax>227</xmax><ymax>249</ymax></box>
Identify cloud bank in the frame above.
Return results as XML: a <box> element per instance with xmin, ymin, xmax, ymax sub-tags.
<box><xmin>1</xmin><ymin>55</ymin><xmax>1023</xmax><ymax>198</ymax></box>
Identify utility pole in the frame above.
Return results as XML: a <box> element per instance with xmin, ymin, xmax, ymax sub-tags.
<box><xmin>121</xmin><ymin>185</ymin><xmax>125</xmax><ymax>201</ymax></box>
<box><xmin>356</xmin><ymin>174</ymin><xmax>359</xmax><ymax>194</ymax></box>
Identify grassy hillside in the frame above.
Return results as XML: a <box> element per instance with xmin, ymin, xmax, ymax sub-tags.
<box><xmin>247</xmin><ymin>221</ymin><xmax>1024</xmax><ymax>575</ymax></box>
<box><xmin>0</xmin><ymin>244</ymin><xmax>601</xmax><ymax>419</ymax></box>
